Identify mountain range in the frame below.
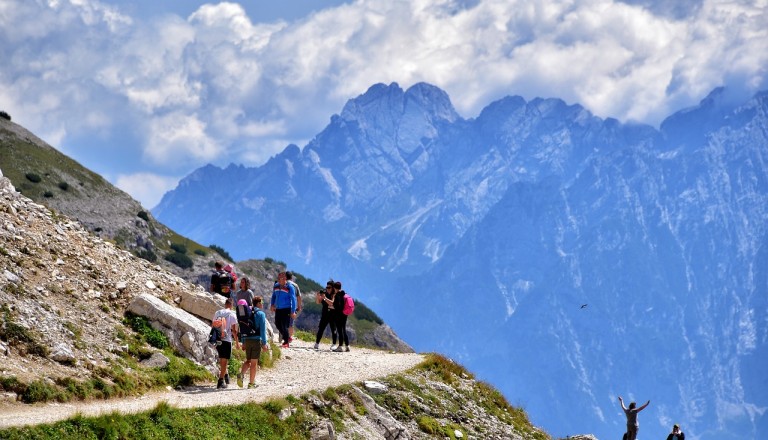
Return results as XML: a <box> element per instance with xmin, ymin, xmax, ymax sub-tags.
<box><xmin>154</xmin><ymin>82</ymin><xmax>768</xmax><ymax>440</ymax></box>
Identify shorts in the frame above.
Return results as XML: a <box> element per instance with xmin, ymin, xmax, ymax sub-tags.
<box><xmin>243</xmin><ymin>339</ymin><xmax>264</xmax><ymax>364</ymax></box>
<box><xmin>216</xmin><ymin>341</ymin><xmax>232</xmax><ymax>359</ymax></box>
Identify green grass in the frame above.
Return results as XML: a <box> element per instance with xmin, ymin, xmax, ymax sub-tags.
<box><xmin>0</xmin><ymin>400</ymin><xmax>312</xmax><ymax>440</ymax></box>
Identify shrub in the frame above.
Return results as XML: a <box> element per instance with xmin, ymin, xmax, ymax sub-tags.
<box><xmin>136</xmin><ymin>248</ymin><xmax>157</xmax><ymax>263</ymax></box>
<box><xmin>43</xmin><ymin>191</ymin><xmax>54</xmax><ymax>198</ymax></box>
<box><xmin>0</xmin><ymin>110</ymin><xmax>10</xmax><ymax>121</ymax></box>
<box><xmin>170</xmin><ymin>243</ymin><xmax>187</xmax><ymax>254</ymax></box>
<box><xmin>25</xmin><ymin>173</ymin><xmax>41</xmax><ymax>183</ymax></box>
<box><xmin>58</xmin><ymin>181</ymin><xmax>69</xmax><ymax>191</ymax></box>
<box><xmin>209</xmin><ymin>244</ymin><xmax>232</xmax><ymax>261</ymax></box>
<box><xmin>125</xmin><ymin>313</ymin><xmax>169</xmax><ymax>349</ymax></box>
<box><xmin>193</xmin><ymin>249</ymin><xmax>207</xmax><ymax>256</ymax></box>
<box><xmin>137</xmin><ymin>211</ymin><xmax>150</xmax><ymax>222</ymax></box>
<box><xmin>165</xmin><ymin>252</ymin><xmax>193</xmax><ymax>269</ymax></box>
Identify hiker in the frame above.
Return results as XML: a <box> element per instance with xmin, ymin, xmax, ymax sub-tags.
<box><xmin>237</xmin><ymin>295</ymin><xmax>268</xmax><ymax>389</ymax></box>
<box><xmin>618</xmin><ymin>396</ymin><xmax>650</xmax><ymax>440</ymax></box>
<box><xmin>666</xmin><ymin>424</ymin><xmax>685</xmax><ymax>440</ymax></box>
<box><xmin>286</xmin><ymin>271</ymin><xmax>302</xmax><ymax>340</ymax></box>
<box><xmin>314</xmin><ymin>280</ymin><xmax>338</xmax><ymax>350</ymax></box>
<box><xmin>212</xmin><ymin>298</ymin><xmax>239</xmax><ymax>389</ymax></box>
<box><xmin>232</xmin><ymin>277</ymin><xmax>254</xmax><ymax>307</ymax></box>
<box><xmin>270</xmin><ymin>272</ymin><xmax>296</xmax><ymax>348</ymax></box>
<box><xmin>224</xmin><ymin>264</ymin><xmax>238</xmax><ymax>285</ymax></box>
<box><xmin>210</xmin><ymin>261</ymin><xmax>234</xmax><ymax>298</ymax></box>
<box><xmin>332</xmin><ymin>280</ymin><xmax>350</xmax><ymax>352</ymax></box>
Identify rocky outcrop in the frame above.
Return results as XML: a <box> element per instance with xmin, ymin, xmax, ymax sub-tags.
<box><xmin>176</xmin><ymin>287</ymin><xmax>225</xmax><ymax>322</ymax></box>
<box><xmin>127</xmin><ymin>294</ymin><xmax>218</xmax><ymax>373</ymax></box>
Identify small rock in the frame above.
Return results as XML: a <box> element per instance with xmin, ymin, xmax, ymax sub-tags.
<box><xmin>140</xmin><ymin>352</ymin><xmax>170</xmax><ymax>368</ymax></box>
<box><xmin>278</xmin><ymin>407</ymin><xmax>294</xmax><ymax>421</ymax></box>
<box><xmin>454</xmin><ymin>429</ymin><xmax>464</xmax><ymax>438</ymax></box>
<box><xmin>363</xmin><ymin>380</ymin><xmax>388</xmax><ymax>394</ymax></box>
<box><xmin>145</xmin><ymin>280</ymin><xmax>156</xmax><ymax>289</ymax></box>
<box><xmin>50</xmin><ymin>343</ymin><xmax>75</xmax><ymax>364</ymax></box>
<box><xmin>3</xmin><ymin>270</ymin><xmax>19</xmax><ymax>283</ymax></box>
<box><xmin>116</xmin><ymin>281</ymin><xmax>128</xmax><ymax>291</ymax></box>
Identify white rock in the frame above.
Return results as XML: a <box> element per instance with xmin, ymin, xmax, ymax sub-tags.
<box><xmin>363</xmin><ymin>380</ymin><xmax>388</xmax><ymax>394</ymax></box>
<box><xmin>50</xmin><ymin>343</ymin><xmax>76</xmax><ymax>363</ymax></box>
<box><xmin>3</xmin><ymin>270</ymin><xmax>19</xmax><ymax>283</ymax></box>
<box><xmin>145</xmin><ymin>280</ymin><xmax>156</xmax><ymax>289</ymax></box>
<box><xmin>454</xmin><ymin>429</ymin><xmax>464</xmax><ymax>438</ymax></box>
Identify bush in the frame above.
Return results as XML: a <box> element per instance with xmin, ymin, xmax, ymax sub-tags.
<box><xmin>165</xmin><ymin>252</ymin><xmax>193</xmax><ymax>269</ymax></box>
<box><xmin>136</xmin><ymin>248</ymin><xmax>157</xmax><ymax>263</ymax></box>
<box><xmin>209</xmin><ymin>244</ymin><xmax>232</xmax><ymax>261</ymax></box>
<box><xmin>25</xmin><ymin>173</ymin><xmax>41</xmax><ymax>183</ymax></box>
<box><xmin>137</xmin><ymin>211</ymin><xmax>150</xmax><ymax>222</ymax></box>
<box><xmin>193</xmin><ymin>249</ymin><xmax>207</xmax><ymax>256</ymax></box>
<box><xmin>0</xmin><ymin>111</ymin><xmax>10</xmax><ymax>121</ymax></box>
<box><xmin>125</xmin><ymin>313</ymin><xmax>169</xmax><ymax>349</ymax></box>
<box><xmin>43</xmin><ymin>191</ymin><xmax>54</xmax><ymax>198</ymax></box>
<box><xmin>58</xmin><ymin>181</ymin><xmax>69</xmax><ymax>191</ymax></box>
<box><xmin>170</xmin><ymin>243</ymin><xmax>187</xmax><ymax>254</ymax></box>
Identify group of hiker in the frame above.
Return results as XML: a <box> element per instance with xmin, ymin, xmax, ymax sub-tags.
<box><xmin>619</xmin><ymin>397</ymin><xmax>685</xmax><ymax>440</ymax></box>
<box><xmin>207</xmin><ymin>262</ymin><xmax>354</xmax><ymax>389</ymax></box>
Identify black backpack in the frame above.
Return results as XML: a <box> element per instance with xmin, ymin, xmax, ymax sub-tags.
<box><xmin>208</xmin><ymin>326</ymin><xmax>222</xmax><ymax>345</ymax></box>
<box><xmin>236</xmin><ymin>303</ymin><xmax>259</xmax><ymax>339</ymax></box>
<box><xmin>211</xmin><ymin>270</ymin><xmax>233</xmax><ymax>297</ymax></box>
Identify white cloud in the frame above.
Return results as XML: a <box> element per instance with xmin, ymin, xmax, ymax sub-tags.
<box><xmin>0</xmin><ymin>0</ymin><xmax>766</xmax><ymax>204</ymax></box>
<box><xmin>114</xmin><ymin>172</ymin><xmax>180</xmax><ymax>210</ymax></box>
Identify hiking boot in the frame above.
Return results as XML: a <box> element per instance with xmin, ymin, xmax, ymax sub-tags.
<box><xmin>345</xmin><ymin>346</ymin><xmax>350</xmax><ymax>352</ymax></box>
<box><xmin>247</xmin><ymin>383</ymin><xmax>258</xmax><ymax>389</ymax></box>
<box><xmin>224</xmin><ymin>373</ymin><xmax>230</xmax><ymax>385</ymax></box>
<box><xmin>281</xmin><ymin>342</ymin><xmax>290</xmax><ymax>348</ymax></box>
<box><xmin>216</xmin><ymin>378</ymin><xmax>225</xmax><ymax>389</ymax></box>
<box><xmin>330</xmin><ymin>344</ymin><xmax>337</xmax><ymax>351</ymax></box>
<box><xmin>288</xmin><ymin>337</ymin><xmax>293</xmax><ymax>343</ymax></box>
<box><xmin>334</xmin><ymin>346</ymin><xmax>344</xmax><ymax>352</ymax></box>
<box><xmin>313</xmin><ymin>343</ymin><xmax>319</xmax><ymax>350</ymax></box>
<box><xmin>236</xmin><ymin>373</ymin><xmax>244</xmax><ymax>388</ymax></box>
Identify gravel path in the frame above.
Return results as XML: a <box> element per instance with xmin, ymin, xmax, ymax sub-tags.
<box><xmin>0</xmin><ymin>340</ymin><xmax>425</xmax><ymax>429</ymax></box>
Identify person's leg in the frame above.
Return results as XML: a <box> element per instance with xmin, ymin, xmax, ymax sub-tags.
<box><xmin>276</xmin><ymin>309</ymin><xmax>290</xmax><ymax>344</ymax></box>
<box><xmin>329</xmin><ymin>315</ymin><xmax>338</xmax><ymax>346</ymax></box>
<box><xmin>315</xmin><ymin>313</ymin><xmax>329</xmax><ymax>345</ymax></box>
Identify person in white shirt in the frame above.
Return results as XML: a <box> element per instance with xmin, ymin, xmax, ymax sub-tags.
<box><xmin>212</xmin><ymin>298</ymin><xmax>239</xmax><ymax>389</ymax></box>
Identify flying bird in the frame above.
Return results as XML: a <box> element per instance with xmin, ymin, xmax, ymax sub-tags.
<box><xmin>580</xmin><ymin>304</ymin><xmax>588</xmax><ymax>309</ymax></box>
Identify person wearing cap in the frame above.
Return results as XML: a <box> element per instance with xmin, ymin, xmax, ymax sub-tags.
<box><xmin>314</xmin><ymin>280</ymin><xmax>338</xmax><ymax>350</ymax></box>
<box><xmin>236</xmin><ymin>295</ymin><xmax>268</xmax><ymax>389</ymax></box>
<box><xmin>666</xmin><ymin>424</ymin><xmax>685</xmax><ymax>440</ymax></box>
<box><xmin>286</xmin><ymin>271</ymin><xmax>302</xmax><ymax>341</ymax></box>
<box><xmin>618</xmin><ymin>396</ymin><xmax>650</xmax><ymax>440</ymax></box>
<box><xmin>212</xmin><ymin>298</ymin><xmax>239</xmax><ymax>389</ymax></box>
<box><xmin>270</xmin><ymin>272</ymin><xmax>296</xmax><ymax>348</ymax></box>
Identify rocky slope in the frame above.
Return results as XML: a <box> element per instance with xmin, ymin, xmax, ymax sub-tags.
<box><xmin>0</xmin><ymin>173</ymin><xmax>564</xmax><ymax>439</ymax></box>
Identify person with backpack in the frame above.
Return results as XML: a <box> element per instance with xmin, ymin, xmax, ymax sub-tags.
<box><xmin>666</xmin><ymin>424</ymin><xmax>685</xmax><ymax>440</ymax></box>
<box><xmin>236</xmin><ymin>296</ymin><xmax>268</xmax><ymax>389</ymax></box>
<box><xmin>270</xmin><ymin>272</ymin><xmax>296</xmax><ymax>348</ymax></box>
<box><xmin>313</xmin><ymin>280</ymin><xmax>338</xmax><ymax>350</ymax></box>
<box><xmin>212</xmin><ymin>298</ymin><xmax>239</xmax><ymax>389</ymax></box>
<box><xmin>210</xmin><ymin>261</ymin><xmax>234</xmax><ymax>298</ymax></box>
<box><xmin>618</xmin><ymin>396</ymin><xmax>650</xmax><ymax>440</ymax></box>
<box><xmin>332</xmin><ymin>280</ymin><xmax>350</xmax><ymax>352</ymax></box>
<box><xmin>286</xmin><ymin>271</ymin><xmax>302</xmax><ymax>341</ymax></box>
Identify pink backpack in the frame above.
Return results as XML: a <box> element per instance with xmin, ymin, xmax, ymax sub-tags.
<box><xmin>342</xmin><ymin>294</ymin><xmax>355</xmax><ymax>316</ymax></box>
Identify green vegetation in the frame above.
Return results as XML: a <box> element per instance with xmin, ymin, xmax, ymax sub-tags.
<box><xmin>169</xmin><ymin>243</ymin><xmax>187</xmax><ymax>254</ymax></box>
<box><xmin>193</xmin><ymin>248</ymin><xmax>206</xmax><ymax>256</ymax></box>
<box><xmin>137</xmin><ymin>210</ymin><xmax>150</xmax><ymax>222</ymax></box>
<box><xmin>164</xmin><ymin>252</ymin><xmax>193</xmax><ymax>269</ymax></box>
<box><xmin>124</xmin><ymin>313</ymin><xmax>169</xmax><ymax>349</ymax></box>
<box><xmin>24</xmin><ymin>172</ymin><xmax>41</xmax><ymax>183</ymax></box>
<box><xmin>209</xmin><ymin>244</ymin><xmax>232</xmax><ymax>261</ymax></box>
<box><xmin>0</xmin><ymin>304</ymin><xmax>49</xmax><ymax>357</ymax></box>
<box><xmin>135</xmin><ymin>248</ymin><xmax>158</xmax><ymax>263</ymax></box>
<box><xmin>0</xmin><ymin>110</ymin><xmax>10</xmax><ymax>121</ymax></box>
<box><xmin>58</xmin><ymin>181</ymin><xmax>69</xmax><ymax>191</ymax></box>
<box><xmin>43</xmin><ymin>191</ymin><xmax>54</xmax><ymax>198</ymax></box>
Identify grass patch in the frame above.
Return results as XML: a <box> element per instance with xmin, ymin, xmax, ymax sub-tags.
<box><xmin>124</xmin><ymin>313</ymin><xmax>169</xmax><ymax>350</ymax></box>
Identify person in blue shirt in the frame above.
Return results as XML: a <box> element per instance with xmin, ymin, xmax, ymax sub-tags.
<box><xmin>270</xmin><ymin>272</ymin><xmax>296</xmax><ymax>348</ymax></box>
<box><xmin>236</xmin><ymin>296</ymin><xmax>269</xmax><ymax>389</ymax></box>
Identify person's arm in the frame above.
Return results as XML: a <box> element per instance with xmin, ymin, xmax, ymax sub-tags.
<box><xmin>618</xmin><ymin>396</ymin><xmax>627</xmax><ymax>411</ymax></box>
<box><xmin>258</xmin><ymin>312</ymin><xmax>268</xmax><ymax>349</ymax></box>
<box><xmin>231</xmin><ymin>318</ymin><xmax>239</xmax><ymax>348</ymax></box>
<box><xmin>637</xmin><ymin>400</ymin><xmax>650</xmax><ymax>412</ymax></box>
<box><xmin>270</xmin><ymin>288</ymin><xmax>277</xmax><ymax>312</ymax></box>
<box><xmin>290</xmin><ymin>284</ymin><xmax>297</xmax><ymax>315</ymax></box>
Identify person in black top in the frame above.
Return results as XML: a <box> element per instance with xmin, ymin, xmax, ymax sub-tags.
<box><xmin>332</xmin><ymin>280</ymin><xmax>350</xmax><ymax>352</ymax></box>
<box><xmin>313</xmin><ymin>280</ymin><xmax>337</xmax><ymax>350</ymax></box>
<box><xmin>666</xmin><ymin>424</ymin><xmax>685</xmax><ymax>440</ymax></box>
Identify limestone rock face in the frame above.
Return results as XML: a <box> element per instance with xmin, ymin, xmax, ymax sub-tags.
<box><xmin>127</xmin><ymin>294</ymin><xmax>217</xmax><ymax>373</ymax></box>
<box><xmin>178</xmin><ymin>288</ymin><xmax>225</xmax><ymax>321</ymax></box>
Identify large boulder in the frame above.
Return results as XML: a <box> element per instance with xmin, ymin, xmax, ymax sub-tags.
<box><xmin>177</xmin><ymin>287</ymin><xmax>225</xmax><ymax>321</ymax></box>
<box><xmin>127</xmin><ymin>293</ymin><xmax>217</xmax><ymax>373</ymax></box>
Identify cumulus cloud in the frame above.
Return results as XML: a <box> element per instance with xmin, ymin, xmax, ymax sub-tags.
<box><xmin>0</xmin><ymin>0</ymin><xmax>766</xmax><ymax>208</ymax></box>
<box><xmin>115</xmin><ymin>172</ymin><xmax>181</xmax><ymax>210</ymax></box>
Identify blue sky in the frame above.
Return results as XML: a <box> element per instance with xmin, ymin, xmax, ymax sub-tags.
<box><xmin>1</xmin><ymin>0</ymin><xmax>766</xmax><ymax>209</ymax></box>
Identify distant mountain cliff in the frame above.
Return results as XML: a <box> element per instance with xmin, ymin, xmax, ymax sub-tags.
<box><xmin>155</xmin><ymin>83</ymin><xmax>768</xmax><ymax>440</ymax></box>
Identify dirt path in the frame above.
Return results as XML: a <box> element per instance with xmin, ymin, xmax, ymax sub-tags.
<box><xmin>0</xmin><ymin>340</ymin><xmax>425</xmax><ymax>429</ymax></box>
